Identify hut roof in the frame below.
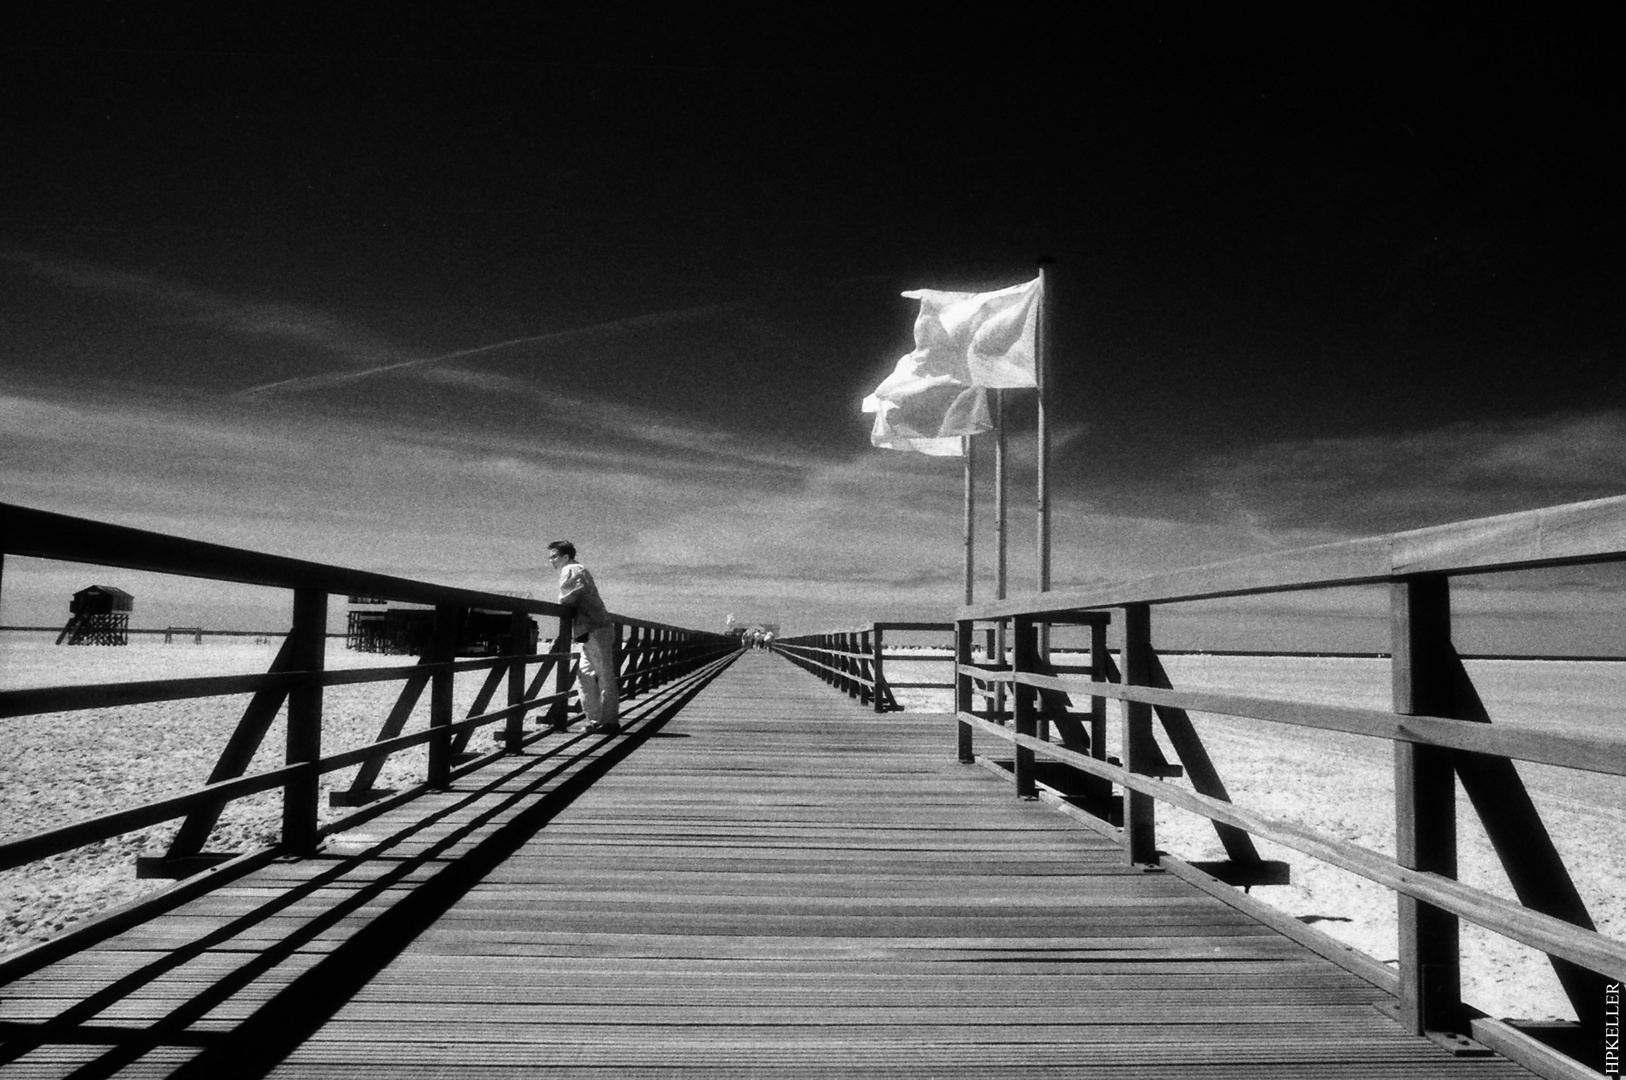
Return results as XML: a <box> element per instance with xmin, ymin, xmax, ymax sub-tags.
<box><xmin>71</xmin><ymin>585</ymin><xmax>134</xmax><ymax>612</ymax></box>
<box><xmin>74</xmin><ymin>585</ymin><xmax>133</xmax><ymax>600</ymax></box>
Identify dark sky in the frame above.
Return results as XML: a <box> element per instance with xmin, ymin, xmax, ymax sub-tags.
<box><xmin>2</xmin><ymin>11</ymin><xmax>1622</xmax><ymax>642</ymax></box>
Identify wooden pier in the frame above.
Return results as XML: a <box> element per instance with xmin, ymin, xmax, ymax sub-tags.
<box><xmin>0</xmin><ymin>651</ymin><xmax>1538</xmax><ymax>1078</ymax></box>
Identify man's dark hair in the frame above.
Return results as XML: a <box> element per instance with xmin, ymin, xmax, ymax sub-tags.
<box><xmin>547</xmin><ymin>540</ymin><xmax>576</xmax><ymax>560</ymax></box>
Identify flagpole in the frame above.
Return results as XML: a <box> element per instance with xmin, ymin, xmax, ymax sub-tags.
<box><xmin>1036</xmin><ymin>257</ymin><xmax>1053</xmax><ymax>602</ymax></box>
<box><xmin>962</xmin><ymin>435</ymin><xmax>975</xmax><ymax>605</ymax></box>
<box><xmin>1035</xmin><ymin>257</ymin><xmax>1054</xmax><ymax>674</ymax></box>
<box><xmin>993</xmin><ymin>386</ymin><xmax>1008</xmax><ymax>717</ymax></box>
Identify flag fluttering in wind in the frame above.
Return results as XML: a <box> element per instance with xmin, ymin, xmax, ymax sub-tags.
<box><xmin>862</xmin><ymin>276</ymin><xmax>1043</xmax><ymax>455</ymax></box>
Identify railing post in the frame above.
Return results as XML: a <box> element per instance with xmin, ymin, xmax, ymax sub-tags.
<box><xmin>505</xmin><ymin>610</ymin><xmax>528</xmax><ymax>752</ymax></box>
<box><xmin>1392</xmin><ymin>575</ymin><xmax>1462</xmax><ymax>1035</ymax></box>
<box><xmin>1120</xmin><ymin>603</ymin><xmax>1157</xmax><ymax>865</ymax></box>
<box><xmin>632</xmin><ymin>625</ymin><xmax>649</xmax><ymax>697</ymax></box>
<box><xmin>857</xmin><ymin>628</ymin><xmax>873</xmax><ymax>707</ymax></box>
<box><xmin>872</xmin><ymin>624</ymin><xmax>886</xmax><ymax>713</ymax></box>
<box><xmin>555</xmin><ymin>612</ymin><xmax>576</xmax><ymax>723</ymax></box>
<box><xmin>852</xmin><ymin>627</ymin><xmax>865</xmax><ymax>696</ymax></box>
<box><xmin>955</xmin><ymin>619</ymin><xmax>975</xmax><ymax>763</ymax></box>
<box><xmin>281</xmin><ymin>588</ymin><xmax>326</xmax><ymax>856</ymax></box>
<box><xmin>426</xmin><ymin>604</ymin><xmax>459</xmax><ymax>789</ymax></box>
<box><xmin>851</xmin><ymin>631</ymin><xmax>861</xmax><ymax>700</ymax></box>
<box><xmin>1012</xmin><ymin>615</ymin><xmax>1038</xmax><ymax>798</ymax></box>
<box><xmin>1089</xmin><ymin>619</ymin><xmax>1109</xmax><ymax>765</ymax></box>
<box><xmin>994</xmin><ymin>619</ymin><xmax>1008</xmax><ymax>720</ymax></box>
<box><xmin>619</xmin><ymin>624</ymin><xmax>635</xmax><ymax>698</ymax></box>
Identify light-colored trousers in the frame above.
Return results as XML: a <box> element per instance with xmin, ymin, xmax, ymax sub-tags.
<box><xmin>577</xmin><ymin>626</ymin><xmax>620</xmax><ymax>726</ymax></box>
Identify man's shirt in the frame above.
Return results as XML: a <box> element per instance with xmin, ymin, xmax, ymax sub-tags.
<box><xmin>557</xmin><ymin>562</ymin><xmax>613</xmax><ymax>637</ymax></box>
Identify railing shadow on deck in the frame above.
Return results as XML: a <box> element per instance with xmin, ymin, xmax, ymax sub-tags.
<box><xmin>0</xmin><ymin>648</ymin><xmax>737</xmax><ymax>1077</ymax></box>
<box><xmin>0</xmin><ymin>503</ymin><xmax>736</xmax><ymax>963</ymax></box>
<box><xmin>930</xmin><ymin>494</ymin><xmax>1626</xmax><ymax>1080</ymax></box>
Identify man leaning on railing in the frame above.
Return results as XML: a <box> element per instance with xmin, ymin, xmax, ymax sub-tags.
<box><xmin>547</xmin><ymin>540</ymin><xmax>620</xmax><ymax>733</ymax></box>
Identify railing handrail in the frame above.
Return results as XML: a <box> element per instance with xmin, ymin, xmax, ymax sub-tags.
<box><xmin>961</xmin><ymin>493</ymin><xmax>1626</xmax><ymax>619</ymax></box>
<box><xmin>972</xmin><ymin>664</ymin><xmax>1626</xmax><ymax>777</ymax></box>
<box><xmin>0</xmin><ymin>502</ymin><xmax>736</xmax><ymax>883</ymax></box>
<box><xmin>0</xmin><ymin>501</ymin><xmax>716</xmax><ymax>638</ymax></box>
<box><xmin>776</xmin><ymin>620</ymin><xmax>954</xmax><ymax>643</ymax></box>
<box><xmin>945</xmin><ymin>493</ymin><xmax>1626</xmax><ymax>1071</ymax></box>
<box><xmin>772</xmin><ymin>621</ymin><xmax>957</xmax><ymax>713</ymax></box>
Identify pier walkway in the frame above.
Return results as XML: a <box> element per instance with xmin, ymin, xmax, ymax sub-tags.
<box><xmin>1</xmin><ymin>651</ymin><xmax>1534</xmax><ymax>1078</ymax></box>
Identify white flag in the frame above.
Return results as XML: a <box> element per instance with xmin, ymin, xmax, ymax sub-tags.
<box><xmin>862</xmin><ymin>276</ymin><xmax>1042</xmax><ymax>455</ymax></box>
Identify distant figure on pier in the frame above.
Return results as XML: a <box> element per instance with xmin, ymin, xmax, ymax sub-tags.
<box><xmin>548</xmin><ymin>540</ymin><xmax>620</xmax><ymax>733</ymax></box>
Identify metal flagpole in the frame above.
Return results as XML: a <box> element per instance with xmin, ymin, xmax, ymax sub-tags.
<box><xmin>1036</xmin><ymin>258</ymin><xmax>1053</xmax><ymax>662</ymax></box>
<box><xmin>994</xmin><ymin>387</ymin><xmax>1008</xmax><ymax>717</ymax></box>
<box><xmin>1036</xmin><ymin>257</ymin><xmax>1053</xmax><ymax>598</ymax></box>
<box><xmin>962</xmin><ymin>435</ymin><xmax>975</xmax><ymax>605</ymax></box>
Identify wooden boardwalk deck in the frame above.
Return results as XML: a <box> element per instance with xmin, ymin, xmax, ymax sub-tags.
<box><xmin>0</xmin><ymin>651</ymin><xmax>1536</xmax><ymax>1078</ymax></box>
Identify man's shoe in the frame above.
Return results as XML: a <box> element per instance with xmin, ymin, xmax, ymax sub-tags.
<box><xmin>582</xmin><ymin>721</ymin><xmax>621</xmax><ymax>734</ymax></box>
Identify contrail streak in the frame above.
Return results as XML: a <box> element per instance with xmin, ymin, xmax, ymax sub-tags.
<box><xmin>234</xmin><ymin>302</ymin><xmax>736</xmax><ymax>398</ymax></box>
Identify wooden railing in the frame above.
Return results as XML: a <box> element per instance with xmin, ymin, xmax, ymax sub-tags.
<box><xmin>0</xmin><ymin>502</ymin><xmax>737</xmax><ymax>879</ymax></box>
<box><xmin>772</xmin><ymin>621</ymin><xmax>953</xmax><ymax>712</ymax></box>
<box><xmin>955</xmin><ymin>494</ymin><xmax>1626</xmax><ymax>1077</ymax></box>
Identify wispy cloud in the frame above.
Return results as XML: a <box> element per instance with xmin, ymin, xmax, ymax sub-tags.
<box><xmin>4</xmin><ymin>251</ymin><xmax>744</xmax><ymax>401</ymax></box>
<box><xmin>0</xmin><ymin>382</ymin><xmax>831</xmax><ymax>609</ymax></box>
<box><xmin>1</xmin><ymin>251</ymin><xmax>401</xmax><ymax>370</ymax></box>
<box><xmin>1190</xmin><ymin>410</ymin><xmax>1626</xmax><ymax>532</ymax></box>
<box><xmin>414</xmin><ymin>367</ymin><xmax>814</xmax><ymax>471</ymax></box>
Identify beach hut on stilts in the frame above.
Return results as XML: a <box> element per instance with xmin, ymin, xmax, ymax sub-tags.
<box><xmin>56</xmin><ymin>585</ymin><xmax>134</xmax><ymax>646</ymax></box>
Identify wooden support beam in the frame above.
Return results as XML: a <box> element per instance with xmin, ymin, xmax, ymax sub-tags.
<box><xmin>505</xmin><ymin>611</ymin><xmax>528</xmax><ymax>752</ymax></box>
<box><xmin>1392</xmin><ymin>575</ymin><xmax>1462</xmax><ymax>1035</ymax></box>
<box><xmin>857</xmin><ymin>629</ymin><xmax>873</xmax><ymax>707</ymax></box>
<box><xmin>523</xmin><ymin>649</ymin><xmax>564</xmax><ymax>698</ymax></box>
<box><xmin>1095</xmin><ymin>649</ymin><xmax>1183</xmax><ymax>779</ymax></box>
<box><xmin>1027</xmin><ymin>631</ymin><xmax>1090</xmax><ymax>748</ymax></box>
<box><xmin>1121</xmin><ymin>603</ymin><xmax>1157</xmax><ymax>865</ymax></box>
<box><xmin>281</xmin><ymin>588</ymin><xmax>326</xmax><ymax>856</ymax></box>
<box><xmin>1012</xmin><ymin>615</ymin><xmax>1039</xmax><ymax>798</ymax></box>
<box><xmin>1145</xmin><ymin>649</ymin><xmax>1268</xmax><ymax>869</ymax></box>
<box><xmin>1088</xmin><ymin>621</ymin><xmax>1109</xmax><ymax>762</ymax></box>
<box><xmin>617</xmin><ymin>625</ymin><xmax>638</xmax><ymax>698</ymax></box>
<box><xmin>544</xmin><ymin>614</ymin><xmax>574</xmax><ymax>727</ymax></box>
<box><xmin>448</xmin><ymin>661</ymin><xmax>507</xmax><ymax>757</ymax></box>
<box><xmin>618</xmin><ymin>626</ymin><xmax>635</xmax><ymax>700</ymax></box>
<box><xmin>1445</xmin><ymin>651</ymin><xmax>1607</xmax><ymax>1039</ymax></box>
<box><xmin>955</xmin><ymin>621</ymin><xmax>975</xmax><ymax>764</ymax></box>
<box><xmin>162</xmin><ymin>634</ymin><xmax>297</xmax><ymax>860</ymax></box>
<box><xmin>426</xmin><ymin>605</ymin><xmax>459</xmax><ymax>789</ymax></box>
<box><xmin>332</xmin><ymin>663</ymin><xmax>429</xmax><ymax>806</ymax></box>
<box><xmin>872</xmin><ymin>625</ymin><xmax>897</xmax><ymax>713</ymax></box>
